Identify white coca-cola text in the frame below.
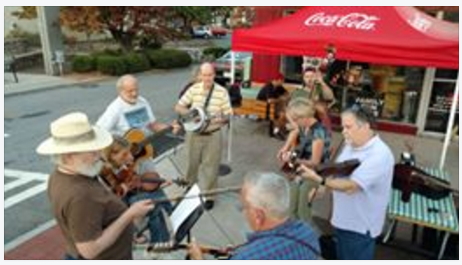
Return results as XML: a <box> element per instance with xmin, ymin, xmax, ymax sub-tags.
<box><xmin>304</xmin><ymin>12</ymin><xmax>380</xmax><ymax>30</ymax></box>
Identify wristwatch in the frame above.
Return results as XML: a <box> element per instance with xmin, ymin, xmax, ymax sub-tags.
<box><xmin>320</xmin><ymin>177</ymin><xmax>326</xmax><ymax>186</ymax></box>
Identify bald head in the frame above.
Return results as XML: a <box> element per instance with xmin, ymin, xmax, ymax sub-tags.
<box><xmin>116</xmin><ymin>75</ymin><xmax>139</xmax><ymax>104</ymax></box>
<box><xmin>200</xmin><ymin>63</ymin><xmax>215</xmax><ymax>89</ymax></box>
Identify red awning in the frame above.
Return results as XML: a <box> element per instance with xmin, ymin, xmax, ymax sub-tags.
<box><xmin>232</xmin><ymin>6</ymin><xmax>459</xmax><ymax>69</ymax></box>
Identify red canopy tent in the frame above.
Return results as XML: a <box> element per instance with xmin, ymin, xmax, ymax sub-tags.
<box><xmin>231</xmin><ymin>6</ymin><xmax>458</xmax><ymax>69</ymax></box>
<box><xmin>230</xmin><ymin>6</ymin><xmax>459</xmax><ymax>169</ymax></box>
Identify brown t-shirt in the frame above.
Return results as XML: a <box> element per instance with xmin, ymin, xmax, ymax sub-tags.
<box><xmin>47</xmin><ymin>169</ymin><xmax>133</xmax><ymax>259</ymax></box>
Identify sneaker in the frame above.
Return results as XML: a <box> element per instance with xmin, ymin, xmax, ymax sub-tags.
<box><xmin>204</xmin><ymin>200</ymin><xmax>215</xmax><ymax>210</ymax></box>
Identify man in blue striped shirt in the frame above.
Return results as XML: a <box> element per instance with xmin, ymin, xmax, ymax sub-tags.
<box><xmin>189</xmin><ymin>172</ymin><xmax>320</xmax><ymax>260</ymax></box>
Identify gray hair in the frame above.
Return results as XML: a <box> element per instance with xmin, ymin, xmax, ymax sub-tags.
<box><xmin>341</xmin><ymin>106</ymin><xmax>374</xmax><ymax>128</ymax></box>
<box><xmin>243</xmin><ymin>171</ymin><xmax>290</xmax><ymax>219</ymax></box>
<box><xmin>116</xmin><ymin>74</ymin><xmax>137</xmax><ymax>92</ymax></box>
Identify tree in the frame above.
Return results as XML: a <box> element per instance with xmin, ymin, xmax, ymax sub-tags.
<box><xmin>231</xmin><ymin>7</ymin><xmax>255</xmax><ymax>28</ymax></box>
<box><xmin>11</xmin><ymin>6</ymin><xmax>237</xmax><ymax>51</ymax></box>
<box><xmin>11</xmin><ymin>6</ymin><xmax>37</xmax><ymax>20</ymax></box>
<box><xmin>59</xmin><ymin>7</ymin><xmax>103</xmax><ymax>41</ymax></box>
<box><xmin>61</xmin><ymin>6</ymin><xmax>190</xmax><ymax>51</ymax></box>
<box><xmin>172</xmin><ymin>6</ymin><xmax>233</xmax><ymax>31</ymax></box>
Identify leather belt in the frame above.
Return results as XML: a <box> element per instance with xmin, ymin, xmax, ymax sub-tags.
<box><xmin>197</xmin><ymin>128</ymin><xmax>221</xmax><ymax>136</ymax></box>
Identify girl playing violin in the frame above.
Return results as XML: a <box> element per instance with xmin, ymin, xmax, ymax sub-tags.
<box><xmin>101</xmin><ymin>136</ymin><xmax>173</xmax><ymax>245</ymax></box>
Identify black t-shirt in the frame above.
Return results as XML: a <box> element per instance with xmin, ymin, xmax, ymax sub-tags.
<box><xmin>257</xmin><ymin>82</ymin><xmax>287</xmax><ymax>101</ymax></box>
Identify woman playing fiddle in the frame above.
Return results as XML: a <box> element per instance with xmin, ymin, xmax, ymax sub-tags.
<box><xmin>100</xmin><ymin>136</ymin><xmax>173</xmax><ymax>245</ymax></box>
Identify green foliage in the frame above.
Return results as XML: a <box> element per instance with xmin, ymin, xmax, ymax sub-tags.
<box><xmin>96</xmin><ymin>55</ymin><xmax>127</xmax><ymax>76</ymax></box>
<box><xmin>146</xmin><ymin>49</ymin><xmax>192</xmax><ymax>69</ymax></box>
<box><xmin>123</xmin><ymin>53</ymin><xmax>151</xmax><ymax>73</ymax></box>
<box><xmin>71</xmin><ymin>55</ymin><xmax>96</xmax><ymax>72</ymax></box>
<box><xmin>202</xmin><ymin>47</ymin><xmax>229</xmax><ymax>60</ymax></box>
<box><xmin>92</xmin><ymin>48</ymin><xmax>123</xmax><ymax>57</ymax></box>
<box><xmin>5</xmin><ymin>27</ymin><xmax>41</xmax><ymax>47</ymax></box>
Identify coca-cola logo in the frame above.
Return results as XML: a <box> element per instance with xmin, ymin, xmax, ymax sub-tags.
<box><xmin>304</xmin><ymin>12</ymin><xmax>380</xmax><ymax>31</ymax></box>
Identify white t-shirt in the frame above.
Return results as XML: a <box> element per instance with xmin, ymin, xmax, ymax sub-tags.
<box><xmin>331</xmin><ymin>135</ymin><xmax>394</xmax><ymax>238</ymax></box>
<box><xmin>96</xmin><ymin>96</ymin><xmax>156</xmax><ymax>136</ymax></box>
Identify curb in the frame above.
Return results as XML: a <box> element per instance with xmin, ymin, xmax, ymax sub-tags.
<box><xmin>4</xmin><ymin>76</ymin><xmax>114</xmax><ymax>98</ymax></box>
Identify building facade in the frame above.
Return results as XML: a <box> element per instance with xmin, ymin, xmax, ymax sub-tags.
<box><xmin>250</xmin><ymin>6</ymin><xmax>458</xmax><ymax>136</ymax></box>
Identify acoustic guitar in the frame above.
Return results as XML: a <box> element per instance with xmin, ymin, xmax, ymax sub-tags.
<box><xmin>124</xmin><ymin>126</ymin><xmax>175</xmax><ymax>162</ymax></box>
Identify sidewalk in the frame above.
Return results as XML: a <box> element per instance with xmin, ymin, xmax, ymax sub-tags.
<box><xmin>4</xmin><ymin>72</ymin><xmax>110</xmax><ymax>97</ymax></box>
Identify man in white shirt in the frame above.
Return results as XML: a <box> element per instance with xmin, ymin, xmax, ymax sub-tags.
<box><xmin>97</xmin><ymin>74</ymin><xmax>174</xmax><ymax>137</ymax></box>
<box><xmin>297</xmin><ymin>106</ymin><xmax>394</xmax><ymax>260</ymax></box>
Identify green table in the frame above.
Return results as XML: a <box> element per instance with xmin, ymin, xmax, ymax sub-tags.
<box><xmin>383</xmin><ymin>167</ymin><xmax>459</xmax><ymax>259</ymax></box>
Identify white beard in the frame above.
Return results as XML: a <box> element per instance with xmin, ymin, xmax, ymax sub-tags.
<box><xmin>76</xmin><ymin>160</ymin><xmax>104</xmax><ymax>178</ymax></box>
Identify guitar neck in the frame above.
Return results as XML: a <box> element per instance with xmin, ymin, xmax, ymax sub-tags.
<box><xmin>139</xmin><ymin>125</ymin><xmax>173</xmax><ymax>147</ymax></box>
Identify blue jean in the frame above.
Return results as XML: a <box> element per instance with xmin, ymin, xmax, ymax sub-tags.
<box><xmin>334</xmin><ymin>228</ymin><xmax>376</xmax><ymax>260</ymax></box>
<box><xmin>126</xmin><ymin>190</ymin><xmax>173</xmax><ymax>243</ymax></box>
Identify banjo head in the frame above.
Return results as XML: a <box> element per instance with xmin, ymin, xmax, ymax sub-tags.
<box><xmin>181</xmin><ymin>107</ymin><xmax>207</xmax><ymax>132</ymax></box>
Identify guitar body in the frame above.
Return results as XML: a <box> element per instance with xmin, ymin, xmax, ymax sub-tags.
<box><xmin>124</xmin><ymin>129</ymin><xmax>156</xmax><ymax>161</ymax></box>
<box><xmin>393</xmin><ymin>164</ymin><xmax>452</xmax><ymax>202</ymax></box>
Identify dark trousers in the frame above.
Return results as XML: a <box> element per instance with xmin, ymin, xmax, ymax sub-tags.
<box><xmin>126</xmin><ymin>190</ymin><xmax>173</xmax><ymax>243</ymax></box>
<box><xmin>334</xmin><ymin>227</ymin><xmax>376</xmax><ymax>260</ymax></box>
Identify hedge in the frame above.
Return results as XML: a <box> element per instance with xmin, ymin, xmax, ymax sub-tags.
<box><xmin>146</xmin><ymin>49</ymin><xmax>192</xmax><ymax>69</ymax></box>
<box><xmin>123</xmin><ymin>53</ymin><xmax>151</xmax><ymax>73</ymax></box>
<box><xmin>71</xmin><ymin>55</ymin><xmax>96</xmax><ymax>73</ymax></box>
<box><xmin>96</xmin><ymin>55</ymin><xmax>127</xmax><ymax>76</ymax></box>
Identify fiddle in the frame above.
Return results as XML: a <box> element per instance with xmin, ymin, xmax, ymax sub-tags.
<box><xmin>99</xmin><ymin>162</ymin><xmax>189</xmax><ymax>197</ymax></box>
<box><xmin>146</xmin><ymin>241</ymin><xmax>236</xmax><ymax>259</ymax></box>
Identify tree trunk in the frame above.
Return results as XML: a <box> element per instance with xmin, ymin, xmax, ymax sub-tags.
<box><xmin>108</xmin><ymin>28</ymin><xmax>134</xmax><ymax>52</ymax></box>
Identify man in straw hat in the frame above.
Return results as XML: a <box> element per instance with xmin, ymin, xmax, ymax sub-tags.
<box><xmin>37</xmin><ymin>112</ymin><xmax>155</xmax><ymax>260</ymax></box>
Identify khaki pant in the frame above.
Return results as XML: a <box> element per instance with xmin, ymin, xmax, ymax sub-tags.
<box><xmin>185</xmin><ymin>131</ymin><xmax>222</xmax><ymax>201</ymax></box>
<box><xmin>289</xmin><ymin>180</ymin><xmax>314</xmax><ymax>223</ymax></box>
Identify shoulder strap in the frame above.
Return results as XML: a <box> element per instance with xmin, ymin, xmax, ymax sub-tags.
<box><xmin>203</xmin><ymin>84</ymin><xmax>215</xmax><ymax>114</ymax></box>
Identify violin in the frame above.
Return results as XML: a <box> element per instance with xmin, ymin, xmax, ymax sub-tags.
<box><xmin>99</xmin><ymin>163</ymin><xmax>189</xmax><ymax>197</ymax></box>
<box><xmin>146</xmin><ymin>242</ymin><xmax>236</xmax><ymax>259</ymax></box>
<box><xmin>282</xmin><ymin>154</ymin><xmax>361</xmax><ymax>179</ymax></box>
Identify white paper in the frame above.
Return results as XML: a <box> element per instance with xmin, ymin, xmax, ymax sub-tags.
<box><xmin>169</xmin><ymin>184</ymin><xmax>202</xmax><ymax>234</ymax></box>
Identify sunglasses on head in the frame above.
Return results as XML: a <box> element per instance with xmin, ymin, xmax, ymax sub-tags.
<box><xmin>349</xmin><ymin>104</ymin><xmax>375</xmax><ymax>125</ymax></box>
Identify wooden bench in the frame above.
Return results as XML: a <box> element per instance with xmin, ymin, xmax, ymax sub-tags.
<box><xmin>233</xmin><ymin>98</ymin><xmax>276</xmax><ymax>136</ymax></box>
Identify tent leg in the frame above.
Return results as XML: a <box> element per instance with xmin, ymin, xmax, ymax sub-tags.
<box><xmin>439</xmin><ymin>76</ymin><xmax>459</xmax><ymax>170</ymax></box>
<box><xmin>341</xmin><ymin>61</ymin><xmax>351</xmax><ymax>110</ymax></box>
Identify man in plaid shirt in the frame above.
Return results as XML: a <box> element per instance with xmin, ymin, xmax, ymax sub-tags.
<box><xmin>189</xmin><ymin>172</ymin><xmax>320</xmax><ymax>260</ymax></box>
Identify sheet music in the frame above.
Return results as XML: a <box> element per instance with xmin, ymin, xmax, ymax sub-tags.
<box><xmin>169</xmin><ymin>184</ymin><xmax>202</xmax><ymax>234</ymax></box>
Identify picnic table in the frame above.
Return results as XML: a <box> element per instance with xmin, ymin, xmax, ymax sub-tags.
<box><xmin>383</xmin><ymin>167</ymin><xmax>459</xmax><ymax>259</ymax></box>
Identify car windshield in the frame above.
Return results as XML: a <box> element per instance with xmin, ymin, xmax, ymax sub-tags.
<box><xmin>221</xmin><ymin>52</ymin><xmax>252</xmax><ymax>61</ymax></box>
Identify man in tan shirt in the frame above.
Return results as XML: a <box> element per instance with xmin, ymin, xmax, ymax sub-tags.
<box><xmin>174</xmin><ymin>63</ymin><xmax>232</xmax><ymax>210</ymax></box>
<box><xmin>37</xmin><ymin>112</ymin><xmax>154</xmax><ymax>259</ymax></box>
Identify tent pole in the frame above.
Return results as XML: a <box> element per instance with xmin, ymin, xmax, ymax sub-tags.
<box><xmin>341</xmin><ymin>61</ymin><xmax>351</xmax><ymax>110</ymax></box>
<box><xmin>439</xmin><ymin>75</ymin><xmax>459</xmax><ymax>170</ymax></box>
<box><xmin>227</xmin><ymin>51</ymin><xmax>236</xmax><ymax>163</ymax></box>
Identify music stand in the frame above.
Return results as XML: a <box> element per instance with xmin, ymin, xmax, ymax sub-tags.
<box><xmin>167</xmin><ymin>184</ymin><xmax>205</xmax><ymax>257</ymax></box>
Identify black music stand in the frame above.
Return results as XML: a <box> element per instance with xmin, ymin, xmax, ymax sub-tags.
<box><xmin>164</xmin><ymin>184</ymin><xmax>205</xmax><ymax>259</ymax></box>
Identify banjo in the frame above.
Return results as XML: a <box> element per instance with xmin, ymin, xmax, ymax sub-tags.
<box><xmin>179</xmin><ymin>106</ymin><xmax>230</xmax><ymax>133</ymax></box>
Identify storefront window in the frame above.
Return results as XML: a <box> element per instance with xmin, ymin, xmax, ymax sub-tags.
<box><xmin>424</xmin><ymin>78</ymin><xmax>459</xmax><ymax>133</ymax></box>
<box><xmin>325</xmin><ymin>62</ymin><xmax>425</xmax><ymax>124</ymax></box>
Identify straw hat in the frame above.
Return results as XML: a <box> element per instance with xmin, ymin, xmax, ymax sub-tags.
<box><xmin>36</xmin><ymin>112</ymin><xmax>113</xmax><ymax>155</ymax></box>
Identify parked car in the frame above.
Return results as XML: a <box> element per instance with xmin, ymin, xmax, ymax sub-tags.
<box><xmin>213</xmin><ymin>51</ymin><xmax>252</xmax><ymax>86</ymax></box>
<box><xmin>211</xmin><ymin>26</ymin><xmax>228</xmax><ymax>37</ymax></box>
<box><xmin>191</xmin><ymin>26</ymin><xmax>213</xmax><ymax>38</ymax></box>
